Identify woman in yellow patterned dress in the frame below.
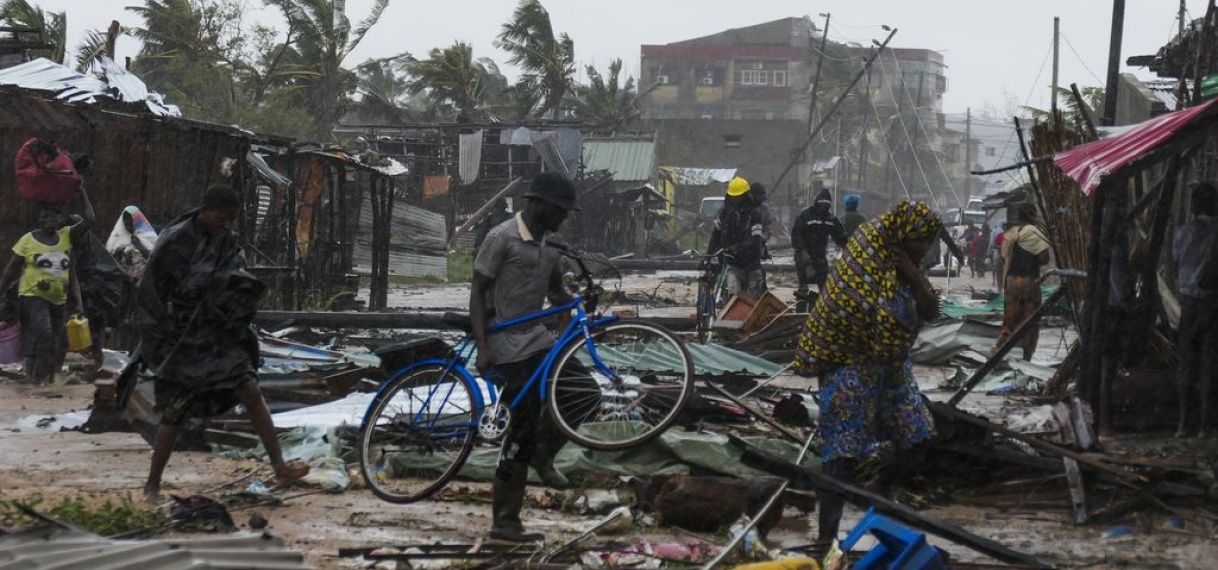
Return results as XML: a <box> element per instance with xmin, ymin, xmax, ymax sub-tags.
<box><xmin>794</xmin><ymin>201</ymin><xmax>942</xmax><ymax>547</ymax></box>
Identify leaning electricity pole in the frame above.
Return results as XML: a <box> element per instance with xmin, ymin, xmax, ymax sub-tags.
<box><xmin>1101</xmin><ymin>0</ymin><xmax>1126</xmax><ymax>126</ymax></box>
<box><xmin>772</xmin><ymin>27</ymin><xmax>899</xmax><ymax>195</ymax></box>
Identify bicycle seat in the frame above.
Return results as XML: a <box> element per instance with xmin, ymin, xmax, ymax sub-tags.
<box><xmin>441</xmin><ymin>311</ymin><xmax>473</xmax><ymax>332</ymax></box>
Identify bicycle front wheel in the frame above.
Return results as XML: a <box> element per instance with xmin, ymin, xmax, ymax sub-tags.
<box><xmin>695</xmin><ymin>278</ymin><xmax>715</xmax><ymax>344</ymax></box>
<box><xmin>548</xmin><ymin>321</ymin><xmax>695</xmax><ymax>451</ymax></box>
<box><xmin>359</xmin><ymin>365</ymin><xmax>478</xmax><ymax>503</ymax></box>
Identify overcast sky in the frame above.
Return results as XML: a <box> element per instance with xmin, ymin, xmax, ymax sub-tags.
<box><xmin>33</xmin><ymin>0</ymin><xmax>1206</xmax><ymax>115</ymax></box>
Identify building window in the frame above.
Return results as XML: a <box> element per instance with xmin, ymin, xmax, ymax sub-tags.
<box><xmin>773</xmin><ymin>70</ymin><xmax>787</xmax><ymax>86</ymax></box>
<box><xmin>657</xmin><ymin>74</ymin><xmax>669</xmax><ymax>85</ymax></box>
<box><xmin>741</xmin><ymin>69</ymin><xmax>768</xmax><ymax>85</ymax></box>
<box><xmin>986</xmin><ymin>147</ymin><xmax>996</xmax><ymax>157</ymax></box>
<box><xmin>724</xmin><ymin>135</ymin><xmax>742</xmax><ymax>148</ymax></box>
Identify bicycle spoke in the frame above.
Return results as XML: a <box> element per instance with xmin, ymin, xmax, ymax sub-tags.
<box><xmin>360</xmin><ymin>366</ymin><xmax>478</xmax><ymax>503</ymax></box>
<box><xmin>549</xmin><ymin>322</ymin><xmax>694</xmax><ymax>450</ymax></box>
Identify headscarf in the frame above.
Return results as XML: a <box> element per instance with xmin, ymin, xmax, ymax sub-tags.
<box><xmin>106</xmin><ymin>206</ymin><xmax>157</xmax><ymax>253</ymax></box>
<box><xmin>795</xmin><ymin>201</ymin><xmax>942</xmax><ymax>373</ymax></box>
<box><xmin>106</xmin><ymin>206</ymin><xmax>158</xmax><ymax>280</ymax></box>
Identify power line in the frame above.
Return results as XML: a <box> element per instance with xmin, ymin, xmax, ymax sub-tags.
<box><xmin>873</xmin><ymin>50</ymin><xmax>943</xmax><ymax>210</ymax></box>
<box><xmin>869</xmin><ymin>94</ymin><xmax>915</xmax><ymax>203</ymax></box>
<box><xmin>1060</xmin><ymin>32</ymin><xmax>1106</xmax><ymax>86</ymax></box>
<box><xmin>882</xmin><ymin>49</ymin><xmax>964</xmax><ymax>207</ymax></box>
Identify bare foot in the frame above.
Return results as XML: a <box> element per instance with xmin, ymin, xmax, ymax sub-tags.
<box><xmin>143</xmin><ymin>484</ymin><xmax>161</xmax><ymax>504</ymax></box>
<box><xmin>272</xmin><ymin>459</ymin><xmax>310</xmax><ymax>488</ymax></box>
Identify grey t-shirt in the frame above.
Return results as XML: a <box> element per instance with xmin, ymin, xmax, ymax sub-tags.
<box><xmin>473</xmin><ymin>214</ymin><xmax>562</xmax><ymax>365</ymax></box>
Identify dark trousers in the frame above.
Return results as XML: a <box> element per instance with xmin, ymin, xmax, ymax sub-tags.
<box><xmin>1178</xmin><ymin>295</ymin><xmax>1218</xmax><ymax>392</ymax></box>
<box><xmin>487</xmin><ymin>352</ymin><xmax>595</xmax><ymax>478</ymax></box>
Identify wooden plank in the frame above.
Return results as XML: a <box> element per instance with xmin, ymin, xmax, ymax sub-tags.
<box><xmin>930</xmin><ymin>401</ymin><xmax>1147</xmax><ymax>486</ymax></box>
<box><xmin>733</xmin><ymin>436</ymin><xmax>1054</xmax><ymax>569</ymax></box>
<box><xmin>203</xmin><ymin>428</ymin><xmax>259</xmax><ymax>449</ymax></box>
<box><xmin>1063</xmin><ymin>457</ymin><xmax>1088</xmax><ymax>524</ymax></box>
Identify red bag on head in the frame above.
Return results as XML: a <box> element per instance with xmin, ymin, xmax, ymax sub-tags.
<box><xmin>15</xmin><ymin>137</ymin><xmax>81</xmax><ymax>205</ymax></box>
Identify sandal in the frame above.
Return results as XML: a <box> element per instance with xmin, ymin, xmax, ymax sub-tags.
<box><xmin>272</xmin><ymin>459</ymin><xmax>310</xmax><ymax>488</ymax></box>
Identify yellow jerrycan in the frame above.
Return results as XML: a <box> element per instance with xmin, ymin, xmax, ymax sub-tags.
<box><xmin>66</xmin><ymin>314</ymin><xmax>93</xmax><ymax>353</ymax></box>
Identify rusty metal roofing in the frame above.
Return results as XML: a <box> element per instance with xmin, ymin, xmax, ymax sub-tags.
<box><xmin>0</xmin><ymin>57</ymin><xmax>179</xmax><ymax>116</ymax></box>
<box><xmin>582</xmin><ymin>139</ymin><xmax>656</xmax><ymax>182</ymax></box>
<box><xmin>0</xmin><ymin>525</ymin><xmax>310</xmax><ymax>569</ymax></box>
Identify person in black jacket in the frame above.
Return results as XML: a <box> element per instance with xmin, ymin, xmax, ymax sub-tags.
<box><xmin>707</xmin><ymin>177</ymin><xmax>767</xmax><ymax>299</ymax></box>
<box><xmin>791</xmin><ymin>188</ymin><xmax>845</xmax><ymax>311</ymax></box>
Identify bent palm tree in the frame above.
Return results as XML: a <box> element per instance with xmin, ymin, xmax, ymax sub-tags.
<box><xmin>495</xmin><ymin>0</ymin><xmax>574</xmax><ymax>119</ymax></box>
<box><xmin>266</xmin><ymin>0</ymin><xmax>389</xmax><ymax>141</ymax></box>
<box><xmin>403</xmin><ymin>42</ymin><xmax>494</xmax><ymax>124</ymax></box>
<box><xmin>0</xmin><ymin>0</ymin><xmax>66</xmax><ymax>63</ymax></box>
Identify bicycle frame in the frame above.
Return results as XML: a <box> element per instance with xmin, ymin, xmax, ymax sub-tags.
<box><xmin>373</xmin><ymin>293</ymin><xmax>621</xmax><ymax>426</ymax></box>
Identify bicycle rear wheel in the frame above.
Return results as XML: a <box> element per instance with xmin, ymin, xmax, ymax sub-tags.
<box><xmin>548</xmin><ymin>321</ymin><xmax>695</xmax><ymax>451</ymax></box>
<box><xmin>359</xmin><ymin>365</ymin><xmax>478</xmax><ymax>503</ymax></box>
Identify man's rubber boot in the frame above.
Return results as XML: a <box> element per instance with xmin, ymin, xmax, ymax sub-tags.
<box><xmin>489</xmin><ymin>463</ymin><xmax>545</xmax><ymax>542</ymax></box>
<box><xmin>529</xmin><ymin>415</ymin><xmax>571</xmax><ymax>490</ymax></box>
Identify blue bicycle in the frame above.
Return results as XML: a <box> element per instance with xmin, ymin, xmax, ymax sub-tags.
<box><xmin>358</xmin><ymin>250</ymin><xmax>695</xmax><ymax>504</ymax></box>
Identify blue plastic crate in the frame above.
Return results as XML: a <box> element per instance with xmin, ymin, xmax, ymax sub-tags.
<box><xmin>841</xmin><ymin>508</ymin><xmax>945</xmax><ymax>570</ymax></box>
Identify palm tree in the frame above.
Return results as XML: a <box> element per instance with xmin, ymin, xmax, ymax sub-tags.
<box><xmin>495</xmin><ymin>0</ymin><xmax>575</xmax><ymax>119</ymax></box>
<box><xmin>569</xmin><ymin>59</ymin><xmax>646</xmax><ymax>129</ymax></box>
<box><xmin>403</xmin><ymin>42</ymin><xmax>495</xmax><ymax>124</ymax></box>
<box><xmin>266</xmin><ymin>0</ymin><xmax>389</xmax><ymax>141</ymax></box>
<box><xmin>126</xmin><ymin>0</ymin><xmax>238</xmax><ymax>120</ymax></box>
<box><xmin>354</xmin><ymin>56</ymin><xmax>413</xmax><ymax>124</ymax></box>
<box><xmin>0</xmin><ymin>0</ymin><xmax>66</xmax><ymax>64</ymax></box>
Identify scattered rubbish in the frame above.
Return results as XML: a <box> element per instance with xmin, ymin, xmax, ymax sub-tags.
<box><xmin>580</xmin><ymin>540</ymin><xmax>722</xmax><ymax>568</ymax></box>
<box><xmin>599</xmin><ymin>505</ymin><xmax>634</xmax><ymax>535</ymax></box>
<box><xmin>1102</xmin><ymin>525</ymin><xmax>1135</xmax><ymax>539</ymax></box>
<box><xmin>732</xmin><ymin>556</ymin><xmax>820</xmax><ymax>570</ymax></box>
<box><xmin>576</xmin><ymin>489</ymin><xmax>624</xmax><ymax>514</ymax></box>
<box><xmin>1166</xmin><ymin>516</ymin><xmax>1185</xmax><ymax>529</ymax></box>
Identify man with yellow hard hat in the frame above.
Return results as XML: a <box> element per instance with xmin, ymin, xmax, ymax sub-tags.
<box><xmin>707</xmin><ymin>176</ymin><xmax>768</xmax><ymax>299</ymax></box>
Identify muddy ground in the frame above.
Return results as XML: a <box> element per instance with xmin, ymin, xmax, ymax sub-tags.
<box><xmin>1</xmin><ymin>270</ymin><xmax>1216</xmax><ymax>569</ymax></box>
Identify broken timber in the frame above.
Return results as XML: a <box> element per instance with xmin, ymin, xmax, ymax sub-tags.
<box><xmin>732</xmin><ymin>436</ymin><xmax>1054</xmax><ymax>569</ymax></box>
<box><xmin>930</xmin><ymin>402</ymin><xmax>1147</xmax><ymax>486</ymax></box>
<box><xmin>948</xmin><ymin>286</ymin><xmax>1069</xmax><ymax>407</ymax></box>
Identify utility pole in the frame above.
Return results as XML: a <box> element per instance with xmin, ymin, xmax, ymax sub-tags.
<box><xmin>1051</xmin><ymin>17</ymin><xmax>1061</xmax><ymax>114</ymax></box>
<box><xmin>1180</xmin><ymin>0</ymin><xmax>1188</xmax><ymax>37</ymax></box>
<box><xmin>903</xmin><ymin>72</ymin><xmax>925</xmax><ymax>204</ymax></box>
<box><xmin>964</xmin><ymin>107</ymin><xmax>973</xmax><ymax>200</ymax></box>
<box><xmin>807</xmin><ymin>13</ymin><xmax>831</xmax><ymax>134</ymax></box>
<box><xmin>858</xmin><ymin>68</ymin><xmax>871</xmax><ymax>193</ymax></box>
<box><xmin>1101</xmin><ymin>0</ymin><xmax>1126</xmax><ymax>126</ymax></box>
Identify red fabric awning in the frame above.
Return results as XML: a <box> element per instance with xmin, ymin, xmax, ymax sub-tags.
<box><xmin>1053</xmin><ymin>97</ymin><xmax>1218</xmax><ymax>196</ymax></box>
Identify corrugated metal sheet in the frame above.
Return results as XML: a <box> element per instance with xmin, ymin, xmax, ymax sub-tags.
<box><xmin>1055</xmin><ymin>97</ymin><xmax>1218</xmax><ymax>196</ymax></box>
<box><xmin>353</xmin><ymin>192</ymin><xmax>448</xmax><ymax>279</ymax></box>
<box><xmin>585</xmin><ymin>340</ymin><xmax>785</xmax><ymax>378</ymax></box>
<box><xmin>582</xmin><ymin>140</ymin><xmax>656</xmax><ymax>182</ymax></box>
<box><xmin>0</xmin><ymin>57</ymin><xmax>179</xmax><ymax>116</ymax></box>
<box><xmin>0</xmin><ymin>89</ymin><xmax>264</xmax><ymax>259</ymax></box>
<box><xmin>0</xmin><ymin>525</ymin><xmax>309</xmax><ymax>569</ymax></box>
<box><xmin>1144</xmin><ymin>78</ymin><xmax>1184</xmax><ymax>111</ymax></box>
<box><xmin>685</xmin><ymin>343</ymin><xmax>785</xmax><ymax>377</ymax></box>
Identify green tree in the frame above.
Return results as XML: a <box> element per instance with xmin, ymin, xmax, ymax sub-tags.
<box><xmin>1021</xmin><ymin>86</ymin><xmax>1104</xmax><ymax>132</ymax></box>
<box><xmin>0</xmin><ymin>0</ymin><xmax>66</xmax><ymax>63</ymax></box>
<box><xmin>495</xmin><ymin>0</ymin><xmax>574</xmax><ymax>119</ymax></box>
<box><xmin>265</xmin><ymin>0</ymin><xmax>389</xmax><ymax>141</ymax></box>
<box><xmin>127</xmin><ymin>0</ymin><xmax>245</xmax><ymax>121</ymax></box>
<box><xmin>403</xmin><ymin>42</ymin><xmax>495</xmax><ymax>123</ymax></box>
<box><xmin>569</xmin><ymin>58</ymin><xmax>645</xmax><ymax>128</ymax></box>
<box><xmin>354</xmin><ymin>56</ymin><xmax>413</xmax><ymax>124</ymax></box>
